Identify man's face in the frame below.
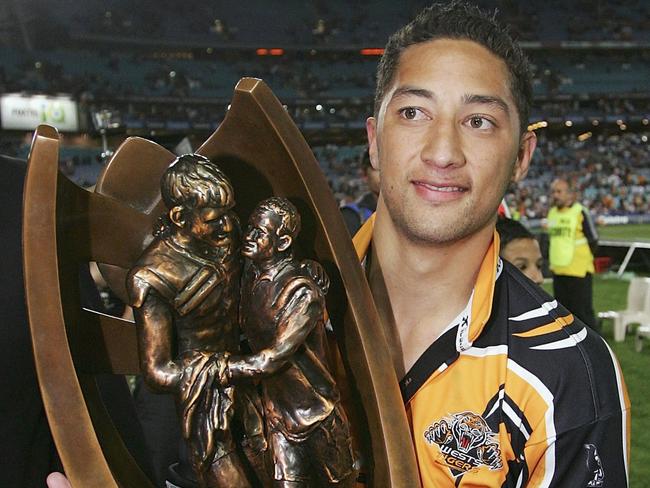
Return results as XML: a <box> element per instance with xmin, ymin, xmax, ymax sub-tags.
<box><xmin>242</xmin><ymin>210</ymin><xmax>282</xmax><ymax>262</ymax></box>
<box><xmin>367</xmin><ymin>38</ymin><xmax>536</xmax><ymax>245</ymax></box>
<box><xmin>551</xmin><ymin>180</ymin><xmax>572</xmax><ymax>208</ymax></box>
<box><xmin>186</xmin><ymin>205</ymin><xmax>236</xmax><ymax>249</ymax></box>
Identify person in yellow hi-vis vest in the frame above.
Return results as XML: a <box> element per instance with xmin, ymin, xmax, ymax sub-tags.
<box><xmin>547</xmin><ymin>178</ymin><xmax>599</xmax><ymax>330</ymax></box>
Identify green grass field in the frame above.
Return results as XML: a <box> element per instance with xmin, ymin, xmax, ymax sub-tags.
<box><xmin>597</xmin><ymin>223</ymin><xmax>650</xmax><ymax>241</ymax></box>
<box><xmin>594</xmin><ymin>277</ymin><xmax>649</xmax><ymax>487</ymax></box>
<box><xmin>542</xmin><ymin>220</ymin><xmax>650</xmax><ymax>486</ymax></box>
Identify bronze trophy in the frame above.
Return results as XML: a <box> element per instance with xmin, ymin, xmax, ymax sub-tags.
<box><xmin>22</xmin><ymin>78</ymin><xmax>419</xmax><ymax>487</ymax></box>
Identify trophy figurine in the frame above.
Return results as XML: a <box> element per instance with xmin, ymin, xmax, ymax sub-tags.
<box><xmin>126</xmin><ymin>154</ymin><xmax>266</xmax><ymax>487</ymax></box>
<box><xmin>220</xmin><ymin>197</ymin><xmax>358</xmax><ymax>487</ymax></box>
<box><xmin>128</xmin><ymin>154</ymin><xmax>356</xmax><ymax>487</ymax></box>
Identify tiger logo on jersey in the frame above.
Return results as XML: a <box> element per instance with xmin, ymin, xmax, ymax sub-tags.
<box><xmin>424</xmin><ymin>411</ymin><xmax>502</xmax><ymax>476</ymax></box>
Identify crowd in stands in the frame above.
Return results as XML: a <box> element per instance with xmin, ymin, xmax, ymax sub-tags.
<box><xmin>2</xmin><ymin>47</ymin><xmax>649</xmax><ymax>103</ymax></box>
<box><xmin>510</xmin><ymin>132</ymin><xmax>650</xmax><ymax>219</ymax></box>
<box><xmin>24</xmin><ymin>0</ymin><xmax>650</xmax><ymax>46</ymax></box>
<box><xmin>2</xmin><ymin>47</ymin><xmax>649</xmax><ymax>136</ymax></box>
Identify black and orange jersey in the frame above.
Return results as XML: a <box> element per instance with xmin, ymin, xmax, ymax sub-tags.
<box><xmin>354</xmin><ymin>216</ymin><xmax>630</xmax><ymax>487</ymax></box>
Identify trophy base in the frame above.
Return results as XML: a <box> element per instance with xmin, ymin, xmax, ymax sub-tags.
<box><xmin>166</xmin><ymin>462</ymin><xmax>198</xmax><ymax>488</ymax></box>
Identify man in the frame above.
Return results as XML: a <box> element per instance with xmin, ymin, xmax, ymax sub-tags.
<box><xmin>126</xmin><ymin>154</ymin><xmax>263</xmax><ymax>487</ymax></box>
<box><xmin>355</xmin><ymin>2</ymin><xmax>629</xmax><ymax>486</ymax></box>
<box><xmin>219</xmin><ymin>197</ymin><xmax>357</xmax><ymax>487</ymax></box>
<box><xmin>547</xmin><ymin>178</ymin><xmax>599</xmax><ymax>330</ymax></box>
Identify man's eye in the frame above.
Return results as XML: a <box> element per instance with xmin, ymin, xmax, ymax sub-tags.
<box><xmin>468</xmin><ymin>116</ymin><xmax>493</xmax><ymax>129</ymax></box>
<box><xmin>399</xmin><ymin>107</ymin><xmax>424</xmax><ymax>120</ymax></box>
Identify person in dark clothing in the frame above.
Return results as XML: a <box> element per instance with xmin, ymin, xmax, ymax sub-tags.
<box><xmin>0</xmin><ymin>154</ymin><xmax>153</xmax><ymax>487</ymax></box>
<box><xmin>340</xmin><ymin>149</ymin><xmax>380</xmax><ymax>236</ymax></box>
<box><xmin>0</xmin><ymin>154</ymin><xmax>61</xmax><ymax>487</ymax></box>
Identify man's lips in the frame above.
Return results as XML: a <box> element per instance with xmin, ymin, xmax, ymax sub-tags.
<box><xmin>412</xmin><ymin>180</ymin><xmax>468</xmax><ymax>202</ymax></box>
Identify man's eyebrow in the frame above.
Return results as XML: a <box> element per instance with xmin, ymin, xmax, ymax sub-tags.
<box><xmin>462</xmin><ymin>94</ymin><xmax>510</xmax><ymax>115</ymax></box>
<box><xmin>389</xmin><ymin>86</ymin><xmax>435</xmax><ymax>102</ymax></box>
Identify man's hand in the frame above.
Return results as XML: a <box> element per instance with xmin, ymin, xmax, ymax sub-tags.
<box><xmin>47</xmin><ymin>472</ymin><xmax>72</xmax><ymax>488</ymax></box>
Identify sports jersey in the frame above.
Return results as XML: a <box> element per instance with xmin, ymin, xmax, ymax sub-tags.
<box><xmin>353</xmin><ymin>216</ymin><xmax>630</xmax><ymax>487</ymax></box>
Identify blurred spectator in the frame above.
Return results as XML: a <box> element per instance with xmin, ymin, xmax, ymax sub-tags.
<box><xmin>496</xmin><ymin>218</ymin><xmax>544</xmax><ymax>285</ymax></box>
<box><xmin>340</xmin><ymin>149</ymin><xmax>379</xmax><ymax>236</ymax></box>
<box><xmin>547</xmin><ymin>178</ymin><xmax>599</xmax><ymax>331</ymax></box>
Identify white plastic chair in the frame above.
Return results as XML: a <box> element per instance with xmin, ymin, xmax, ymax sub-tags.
<box><xmin>598</xmin><ymin>277</ymin><xmax>650</xmax><ymax>342</ymax></box>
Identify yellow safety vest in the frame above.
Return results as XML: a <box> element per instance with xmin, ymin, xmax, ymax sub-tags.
<box><xmin>547</xmin><ymin>203</ymin><xmax>594</xmax><ymax>277</ymax></box>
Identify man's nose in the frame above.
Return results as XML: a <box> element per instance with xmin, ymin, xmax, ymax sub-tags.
<box><xmin>420</xmin><ymin>118</ymin><xmax>465</xmax><ymax>168</ymax></box>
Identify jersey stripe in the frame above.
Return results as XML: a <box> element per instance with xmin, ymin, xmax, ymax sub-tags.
<box><xmin>461</xmin><ymin>345</ymin><xmax>508</xmax><ymax>357</ymax></box>
<box><xmin>529</xmin><ymin>327</ymin><xmax>588</xmax><ymax>350</ymax></box>
<box><xmin>509</xmin><ymin>300</ymin><xmax>558</xmax><ymax>322</ymax></box>
<box><xmin>507</xmin><ymin>359</ymin><xmax>556</xmax><ymax>487</ymax></box>
<box><xmin>603</xmin><ymin>339</ymin><xmax>630</xmax><ymax>484</ymax></box>
<box><xmin>512</xmin><ymin>316</ymin><xmax>571</xmax><ymax>338</ymax></box>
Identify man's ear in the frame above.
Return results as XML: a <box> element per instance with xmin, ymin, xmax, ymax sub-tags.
<box><xmin>512</xmin><ymin>130</ymin><xmax>537</xmax><ymax>183</ymax></box>
<box><xmin>277</xmin><ymin>234</ymin><xmax>292</xmax><ymax>252</ymax></box>
<box><xmin>169</xmin><ymin>206</ymin><xmax>185</xmax><ymax>228</ymax></box>
<box><xmin>366</xmin><ymin>116</ymin><xmax>380</xmax><ymax>171</ymax></box>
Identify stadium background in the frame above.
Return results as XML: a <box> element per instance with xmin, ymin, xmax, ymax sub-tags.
<box><xmin>1</xmin><ymin>0</ymin><xmax>648</xmax><ymax>485</ymax></box>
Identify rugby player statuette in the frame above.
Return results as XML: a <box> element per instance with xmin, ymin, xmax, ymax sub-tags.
<box><xmin>127</xmin><ymin>154</ymin><xmax>356</xmax><ymax>487</ymax></box>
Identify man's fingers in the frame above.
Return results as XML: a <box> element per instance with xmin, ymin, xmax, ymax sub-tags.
<box><xmin>47</xmin><ymin>472</ymin><xmax>72</xmax><ymax>488</ymax></box>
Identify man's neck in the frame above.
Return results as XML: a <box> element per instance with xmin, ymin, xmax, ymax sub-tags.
<box><xmin>370</xmin><ymin>206</ymin><xmax>494</xmax><ymax>375</ymax></box>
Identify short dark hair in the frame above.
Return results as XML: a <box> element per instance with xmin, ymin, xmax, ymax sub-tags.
<box><xmin>375</xmin><ymin>1</ymin><xmax>532</xmax><ymax>133</ymax></box>
<box><xmin>496</xmin><ymin>217</ymin><xmax>535</xmax><ymax>253</ymax></box>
